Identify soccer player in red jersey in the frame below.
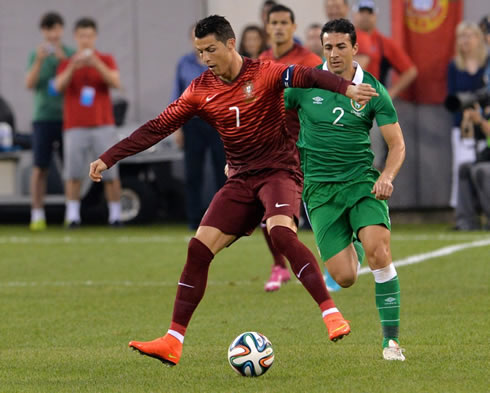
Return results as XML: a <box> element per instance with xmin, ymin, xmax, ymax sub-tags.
<box><xmin>89</xmin><ymin>15</ymin><xmax>377</xmax><ymax>366</ymax></box>
<box><xmin>259</xmin><ymin>4</ymin><xmax>323</xmax><ymax>292</ymax></box>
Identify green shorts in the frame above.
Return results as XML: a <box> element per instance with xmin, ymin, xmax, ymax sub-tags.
<box><xmin>303</xmin><ymin>175</ymin><xmax>391</xmax><ymax>261</ymax></box>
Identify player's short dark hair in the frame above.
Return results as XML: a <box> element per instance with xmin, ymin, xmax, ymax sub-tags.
<box><xmin>267</xmin><ymin>4</ymin><xmax>295</xmax><ymax>24</ymax></box>
<box><xmin>195</xmin><ymin>15</ymin><xmax>236</xmax><ymax>44</ymax></box>
<box><xmin>74</xmin><ymin>17</ymin><xmax>97</xmax><ymax>32</ymax></box>
<box><xmin>39</xmin><ymin>12</ymin><xmax>64</xmax><ymax>29</ymax></box>
<box><xmin>321</xmin><ymin>18</ymin><xmax>357</xmax><ymax>46</ymax></box>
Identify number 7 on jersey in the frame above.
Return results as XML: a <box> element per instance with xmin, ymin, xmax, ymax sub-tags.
<box><xmin>229</xmin><ymin>106</ymin><xmax>240</xmax><ymax>127</ymax></box>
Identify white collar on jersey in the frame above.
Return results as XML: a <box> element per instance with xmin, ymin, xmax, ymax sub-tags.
<box><xmin>322</xmin><ymin>60</ymin><xmax>364</xmax><ymax>85</ymax></box>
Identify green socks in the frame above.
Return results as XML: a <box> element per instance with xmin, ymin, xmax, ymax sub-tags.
<box><xmin>374</xmin><ymin>271</ymin><xmax>400</xmax><ymax>348</ymax></box>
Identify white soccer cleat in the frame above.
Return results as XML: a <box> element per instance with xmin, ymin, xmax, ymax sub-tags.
<box><xmin>382</xmin><ymin>339</ymin><xmax>405</xmax><ymax>361</ymax></box>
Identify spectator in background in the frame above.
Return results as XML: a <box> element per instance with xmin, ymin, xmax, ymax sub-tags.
<box><xmin>304</xmin><ymin>23</ymin><xmax>324</xmax><ymax>58</ymax></box>
<box><xmin>25</xmin><ymin>12</ymin><xmax>75</xmax><ymax>231</ymax></box>
<box><xmin>260</xmin><ymin>0</ymin><xmax>278</xmax><ymax>47</ymax></box>
<box><xmin>455</xmin><ymin>106</ymin><xmax>490</xmax><ymax>231</ymax></box>
<box><xmin>259</xmin><ymin>4</ymin><xmax>323</xmax><ymax>292</ymax></box>
<box><xmin>238</xmin><ymin>25</ymin><xmax>267</xmax><ymax>59</ymax></box>
<box><xmin>260</xmin><ymin>0</ymin><xmax>302</xmax><ymax>47</ymax></box>
<box><xmin>447</xmin><ymin>21</ymin><xmax>488</xmax><ymax>208</ymax></box>
<box><xmin>353</xmin><ymin>0</ymin><xmax>417</xmax><ymax>170</ymax></box>
<box><xmin>54</xmin><ymin>17</ymin><xmax>122</xmax><ymax>228</ymax></box>
<box><xmin>324</xmin><ymin>0</ymin><xmax>350</xmax><ymax>20</ymax></box>
<box><xmin>171</xmin><ymin>26</ymin><xmax>226</xmax><ymax>230</ymax></box>
<box><xmin>353</xmin><ymin>0</ymin><xmax>418</xmax><ymax>99</ymax></box>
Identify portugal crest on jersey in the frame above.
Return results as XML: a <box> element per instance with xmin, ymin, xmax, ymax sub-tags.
<box><xmin>350</xmin><ymin>100</ymin><xmax>366</xmax><ymax>112</ymax></box>
<box><xmin>243</xmin><ymin>81</ymin><xmax>256</xmax><ymax>103</ymax></box>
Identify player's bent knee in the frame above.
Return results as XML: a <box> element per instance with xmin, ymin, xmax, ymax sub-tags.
<box><xmin>365</xmin><ymin>244</ymin><xmax>391</xmax><ymax>269</ymax></box>
<box><xmin>269</xmin><ymin>225</ymin><xmax>296</xmax><ymax>251</ymax></box>
<box><xmin>333</xmin><ymin>272</ymin><xmax>357</xmax><ymax>288</ymax></box>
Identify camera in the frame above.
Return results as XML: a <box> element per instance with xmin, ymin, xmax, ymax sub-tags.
<box><xmin>43</xmin><ymin>43</ymin><xmax>55</xmax><ymax>54</ymax></box>
<box><xmin>444</xmin><ymin>87</ymin><xmax>490</xmax><ymax>113</ymax></box>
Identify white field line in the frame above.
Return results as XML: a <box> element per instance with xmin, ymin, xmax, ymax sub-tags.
<box><xmin>0</xmin><ymin>233</ymin><xmax>489</xmax><ymax>245</ymax></box>
<box><xmin>0</xmin><ymin>239</ymin><xmax>489</xmax><ymax>289</ymax></box>
<box><xmin>359</xmin><ymin>238</ymin><xmax>490</xmax><ymax>276</ymax></box>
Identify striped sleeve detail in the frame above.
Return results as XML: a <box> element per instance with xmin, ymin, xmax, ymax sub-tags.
<box><xmin>100</xmin><ymin>87</ymin><xmax>197</xmax><ymax>168</ymax></box>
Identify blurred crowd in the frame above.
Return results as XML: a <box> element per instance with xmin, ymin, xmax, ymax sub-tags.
<box><xmin>0</xmin><ymin>0</ymin><xmax>488</xmax><ymax>231</ymax></box>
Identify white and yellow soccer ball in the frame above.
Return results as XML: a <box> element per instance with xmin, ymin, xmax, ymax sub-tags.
<box><xmin>227</xmin><ymin>332</ymin><xmax>274</xmax><ymax>377</ymax></box>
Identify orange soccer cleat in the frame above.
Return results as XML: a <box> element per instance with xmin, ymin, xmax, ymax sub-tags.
<box><xmin>323</xmin><ymin>312</ymin><xmax>351</xmax><ymax>342</ymax></box>
<box><xmin>129</xmin><ymin>333</ymin><xmax>183</xmax><ymax>366</ymax></box>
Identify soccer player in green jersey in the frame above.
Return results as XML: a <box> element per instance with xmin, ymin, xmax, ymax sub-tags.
<box><xmin>284</xmin><ymin>18</ymin><xmax>406</xmax><ymax>361</ymax></box>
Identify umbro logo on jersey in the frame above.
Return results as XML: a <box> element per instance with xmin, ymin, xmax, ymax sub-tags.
<box><xmin>206</xmin><ymin>94</ymin><xmax>218</xmax><ymax>102</ymax></box>
<box><xmin>275</xmin><ymin>203</ymin><xmax>290</xmax><ymax>208</ymax></box>
<box><xmin>312</xmin><ymin>96</ymin><xmax>324</xmax><ymax>105</ymax></box>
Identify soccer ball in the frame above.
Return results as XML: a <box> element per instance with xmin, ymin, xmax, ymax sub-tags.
<box><xmin>227</xmin><ymin>331</ymin><xmax>274</xmax><ymax>377</ymax></box>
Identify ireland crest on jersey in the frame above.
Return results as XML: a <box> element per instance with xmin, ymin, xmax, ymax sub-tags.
<box><xmin>350</xmin><ymin>100</ymin><xmax>366</xmax><ymax>112</ymax></box>
<box><xmin>350</xmin><ymin>99</ymin><xmax>366</xmax><ymax>118</ymax></box>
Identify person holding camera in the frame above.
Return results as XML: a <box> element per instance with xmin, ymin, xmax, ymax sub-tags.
<box><xmin>447</xmin><ymin>21</ymin><xmax>488</xmax><ymax>208</ymax></box>
<box><xmin>455</xmin><ymin>104</ymin><xmax>490</xmax><ymax>231</ymax></box>
<box><xmin>25</xmin><ymin>12</ymin><xmax>75</xmax><ymax>231</ymax></box>
<box><xmin>54</xmin><ymin>17</ymin><xmax>121</xmax><ymax>228</ymax></box>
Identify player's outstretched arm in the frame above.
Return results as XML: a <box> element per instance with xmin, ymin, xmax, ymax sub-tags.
<box><xmin>287</xmin><ymin>65</ymin><xmax>378</xmax><ymax>105</ymax></box>
<box><xmin>89</xmin><ymin>159</ymin><xmax>108</xmax><ymax>182</ymax></box>
<box><xmin>371</xmin><ymin>122</ymin><xmax>406</xmax><ymax>200</ymax></box>
<box><xmin>95</xmin><ymin>94</ymin><xmax>196</xmax><ymax>170</ymax></box>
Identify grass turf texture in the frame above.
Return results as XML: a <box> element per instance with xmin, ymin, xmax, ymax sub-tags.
<box><xmin>0</xmin><ymin>224</ymin><xmax>488</xmax><ymax>393</ymax></box>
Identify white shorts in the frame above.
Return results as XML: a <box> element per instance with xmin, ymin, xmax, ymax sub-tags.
<box><xmin>63</xmin><ymin>125</ymin><xmax>120</xmax><ymax>181</ymax></box>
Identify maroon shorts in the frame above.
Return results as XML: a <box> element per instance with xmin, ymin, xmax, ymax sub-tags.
<box><xmin>200</xmin><ymin>169</ymin><xmax>302</xmax><ymax>237</ymax></box>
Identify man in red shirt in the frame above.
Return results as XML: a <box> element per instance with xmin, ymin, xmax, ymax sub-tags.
<box><xmin>259</xmin><ymin>4</ymin><xmax>324</xmax><ymax>292</ymax></box>
<box><xmin>90</xmin><ymin>15</ymin><xmax>377</xmax><ymax>366</ymax></box>
<box><xmin>55</xmin><ymin>18</ymin><xmax>122</xmax><ymax>228</ymax></box>
<box><xmin>260</xmin><ymin>5</ymin><xmax>322</xmax><ymax>69</ymax></box>
<box><xmin>354</xmin><ymin>0</ymin><xmax>417</xmax><ymax>99</ymax></box>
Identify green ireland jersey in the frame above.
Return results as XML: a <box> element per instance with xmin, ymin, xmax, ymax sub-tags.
<box><xmin>284</xmin><ymin>63</ymin><xmax>398</xmax><ymax>183</ymax></box>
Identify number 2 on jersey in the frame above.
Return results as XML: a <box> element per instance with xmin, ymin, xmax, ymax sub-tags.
<box><xmin>229</xmin><ymin>106</ymin><xmax>240</xmax><ymax>127</ymax></box>
<box><xmin>332</xmin><ymin>107</ymin><xmax>344</xmax><ymax>126</ymax></box>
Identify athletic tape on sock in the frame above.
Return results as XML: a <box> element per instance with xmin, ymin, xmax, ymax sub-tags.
<box><xmin>371</xmin><ymin>264</ymin><xmax>397</xmax><ymax>283</ymax></box>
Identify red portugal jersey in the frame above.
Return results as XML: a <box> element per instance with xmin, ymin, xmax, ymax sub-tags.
<box><xmin>259</xmin><ymin>43</ymin><xmax>322</xmax><ymax>139</ymax></box>
<box><xmin>100</xmin><ymin>57</ymin><xmax>350</xmax><ymax>178</ymax></box>
<box><xmin>259</xmin><ymin>43</ymin><xmax>322</xmax><ymax>68</ymax></box>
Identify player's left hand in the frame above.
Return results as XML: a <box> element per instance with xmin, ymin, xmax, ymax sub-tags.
<box><xmin>89</xmin><ymin>159</ymin><xmax>108</xmax><ymax>182</ymax></box>
<box><xmin>371</xmin><ymin>175</ymin><xmax>393</xmax><ymax>200</ymax></box>
<box><xmin>346</xmin><ymin>83</ymin><xmax>378</xmax><ymax>105</ymax></box>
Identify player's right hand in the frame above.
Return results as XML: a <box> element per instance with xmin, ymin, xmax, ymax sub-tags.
<box><xmin>89</xmin><ymin>159</ymin><xmax>108</xmax><ymax>182</ymax></box>
<box><xmin>346</xmin><ymin>83</ymin><xmax>378</xmax><ymax>105</ymax></box>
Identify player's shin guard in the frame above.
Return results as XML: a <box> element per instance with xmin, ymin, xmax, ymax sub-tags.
<box><xmin>262</xmin><ymin>225</ymin><xmax>287</xmax><ymax>268</ymax></box>
<box><xmin>171</xmin><ymin>238</ymin><xmax>214</xmax><ymax>335</ymax></box>
<box><xmin>372</xmin><ymin>264</ymin><xmax>400</xmax><ymax>348</ymax></box>
<box><xmin>269</xmin><ymin>226</ymin><xmax>334</xmax><ymax>309</ymax></box>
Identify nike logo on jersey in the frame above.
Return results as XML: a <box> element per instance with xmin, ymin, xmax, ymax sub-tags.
<box><xmin>275</xmin><ymin>203</ymin><xmax>290</xmax><ymax>208</ymax></box>
<box><xmin>206</xmin><ymin>94</ymin><xmax>218</xmax><ymax>102</ymax></box>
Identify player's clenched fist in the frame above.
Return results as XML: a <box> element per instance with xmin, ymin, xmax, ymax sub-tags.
<box><xmin>371</xmin><ymin>175</ymin><xmax>394</xmax><ymax>200</ymax></box>
<box><xmin>89</xmin><ymin>159</ymin><xmax>108</xmax><ymax>182</ymax></box>
<box><xmin>346</xmin><ymin>83</ymin><xmax>378</xmax><ymax>105</ymax></box>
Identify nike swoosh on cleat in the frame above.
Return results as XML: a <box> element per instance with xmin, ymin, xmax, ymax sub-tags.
<box><xmin>275</xmin><ymin>203</ymin><xmax>290</xmax><ymax>208</ymax></box>
<box><xmin>331</xmin><ymin>323</ymin><xmax>348</xmax><ymax>334</ymax></box>
<box><xmin>168</xmin><ymin>353</ymin><xmax>177</xmax><ymax>359</ymax></box>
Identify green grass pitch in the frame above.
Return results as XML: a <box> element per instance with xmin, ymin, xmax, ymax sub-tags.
<box><xmin>0</xmin><ymin>224</ymin><xmax>488</xmax><ymax>393</ymax></box>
